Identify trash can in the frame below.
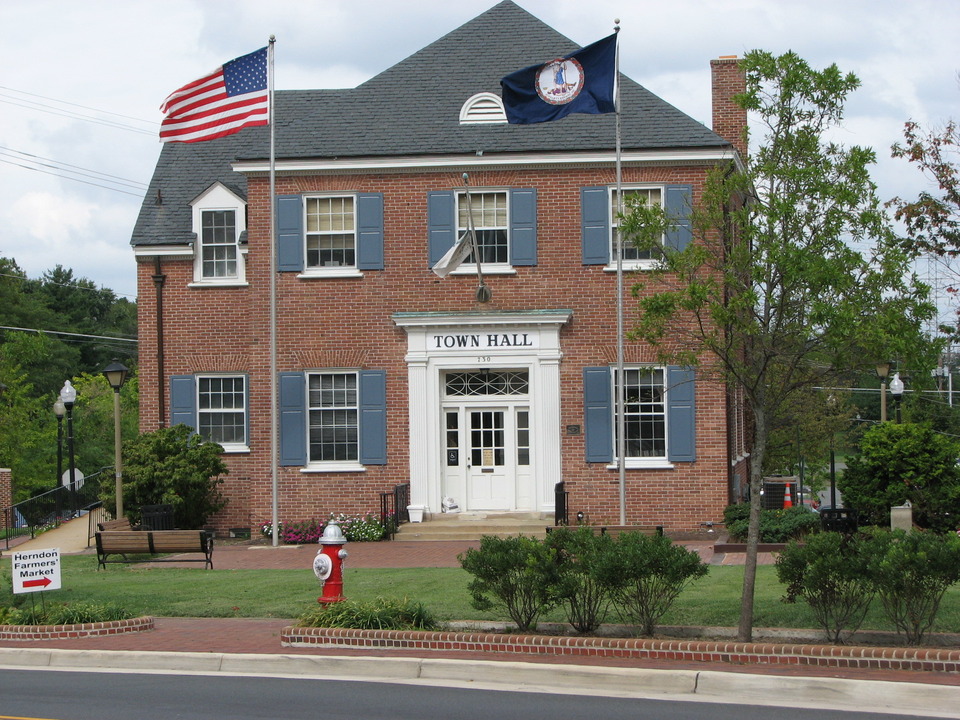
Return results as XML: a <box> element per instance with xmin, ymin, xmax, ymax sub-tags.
<box><xmin>554</xmin><ymin>481</ymin><xmax>568</xmax><ymax>526</ymax></box>
<box><xmin>140</xmin><ymin>504</ymin><xmax>175</xmax><ymax>530</ymax></box>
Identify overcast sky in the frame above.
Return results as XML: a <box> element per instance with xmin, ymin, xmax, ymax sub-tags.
<box><xmin>1</xmin><ymin>0</ymin><xmax>956</xmax><ymax>305</ymax></box>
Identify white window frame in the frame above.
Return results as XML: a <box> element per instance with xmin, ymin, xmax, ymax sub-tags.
<box><xmin>190</xmin><ymin>183</ymin><xmax>247</xmax><ymax>286</ymax></box>
<box><xmin>305</xmin><ymin>370</ymin><xmax>363</xmax><ymax>471</ymax></box>
<box><xmin>606</xmin><ymin>185</ymin><xmax>665</xmax><ymax>273</ymax></box>
<box><xmin>302</xmin><ymin>194</ymin><xmax>362</xmax><ymax>278</ymax></box>
<box><xmin>611</xmin><ymin>365</ymin><xmax>673</xmax><ymax>470</ymax></box>
<box><xmin>449</xmin><ymin>189</ymin><xmax>516</xmax><ymax>276</ymax></box>
<box><xmin>196</xmin><ymin>374</ymin><xmax>248</xmax><ymax>452</ymax></box>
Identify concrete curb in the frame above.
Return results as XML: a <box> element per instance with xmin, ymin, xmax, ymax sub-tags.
<box><xmin>0</xmin><ymin>648</ymin><xmax>956</xmax><ymax>716</ymax></box>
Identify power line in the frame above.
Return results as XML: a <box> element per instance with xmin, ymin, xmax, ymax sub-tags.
<box><xmin>0</xmin><ymin>146</ymin><xmax>148</xmax><ymax>191</ymax></box>
<box><xmin>0</xmin><ymin>85</ymin><xmax>157</xmax><ymax>136</ymax></box>
<box><xmin>0</xmin><ymin>157</ymin><xmax>145</xmax><ymax>197</ymax></box>
<box><xmin>0</xmin><ymin>325</ymin><xmax>137</xmax><ymax>345</ymax></box>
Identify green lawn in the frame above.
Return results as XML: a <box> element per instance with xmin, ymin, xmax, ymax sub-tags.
<box><xmin>4</xmin><ymin>554</ymin><xmax>960</xmax><ymax>635</ymax></box>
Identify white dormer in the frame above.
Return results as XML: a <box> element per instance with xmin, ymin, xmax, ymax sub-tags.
<box><xmin>190</xmin><ymin>182</ymin><xmax>248</xmax><ymax>286</ymax></box>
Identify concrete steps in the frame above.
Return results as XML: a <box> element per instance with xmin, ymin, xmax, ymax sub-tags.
<box><xmin>393</xmin><ymin>512</ymin><xmax>554</xmax><ymax>542</ymax></box>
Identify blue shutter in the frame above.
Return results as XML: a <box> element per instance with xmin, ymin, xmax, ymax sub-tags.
<box><xmin>581</xmin><ymin>187</ymin><xmax>610</xmax><ymax>265</ymax></box>
<box><xmin>509</xmin><ymin>188</ymin><xmax>537</xmax><ymax>266</ymax></box>
<box><xmin>357</xmin><ymin>193</ymin><xmax>384</xmax><ymax>270</ymax></box>
<box><xmin>667</xmin><ymin>366</ymin><xmax>696</xmax><ymax>462</ymax></box>
<box><xmin>276</xmin><ymin>195</ymin><xmax>304</xmax><ymax>272</ymax></box>
<box><xmin>427</xmin><ymin>191</ymin><xmax>456</xmax><ymax>266</ymax></box>
<box><xmin>359</xmin><ymin>370</ymin><xmax>387</xmax><ymax>465</ymax></box>
<box><xmin>583</xmin><ymin>367</ymin><xmax>613</xmax><ymax>463</ymax></box>
<box><xmin>170</xmin><ymin>375</ymin><xmax>196</xmax><ymax>430</ymax></box>
<box><xmin>279</xmin><ymin>372</ymin><xmax>307</xmax><ymax>466</ymax></box>
<box><xmin>664</xmin><ymin>185</ymin><xmax>693</xmax><ymax>252</ymax></box>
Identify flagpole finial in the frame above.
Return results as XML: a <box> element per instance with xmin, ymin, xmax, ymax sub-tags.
<box><xmin>462</xmin><ymin>172</ymin><xmax>469</xmax><ymax>186</ymax></box>
<box><xmin>614</xmin><ymin>19</ymin><xmax>620</xmax><ymax>33</ymax></box>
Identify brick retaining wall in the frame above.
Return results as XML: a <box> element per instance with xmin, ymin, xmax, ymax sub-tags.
<box><xmin>281</xmin><ymin>627</ymin><xmax>960</xmax><ymax>673</ymax></box>
<box><xmin>0</xmin><ymin>617</ymin><xmax>154</xmax><ymax>641</ymax></box>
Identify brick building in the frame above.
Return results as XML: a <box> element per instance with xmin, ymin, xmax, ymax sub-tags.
<box><xmin>131</xmin><ymin>1</ymin><xmax>749</xmax><ymax>534</ymax></box>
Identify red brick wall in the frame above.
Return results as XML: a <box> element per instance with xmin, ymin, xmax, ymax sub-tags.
<box><xmin>137</xmin><ymin>159</ymin><xmax>735</xmax><ymax>534</ymax></box>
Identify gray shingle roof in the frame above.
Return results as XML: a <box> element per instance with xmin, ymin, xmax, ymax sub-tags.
<box><xmin>132</xmin><ymin>1</ymin><xmax>727</xmax><ymax>247</ymax></box>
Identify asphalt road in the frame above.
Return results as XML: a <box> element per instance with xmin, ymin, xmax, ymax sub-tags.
<box><xmin>0</xmin><ymin>669</ymin><xmax>941</xmax><ymax>720</ymax></box>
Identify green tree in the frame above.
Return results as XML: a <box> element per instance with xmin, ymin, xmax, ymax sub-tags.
<box><xmin>891</xmin><ymin>119</ymin><xmax>960</xmax><ymax>334</ymax></box>
<box><xmin>113</xmin><ymin>424</ymin><xmax>227</xmax><ymax>529</ymax></box>
<box><xmin>622</xmin><ymin>51</ymin><xmax>938</xmax><ymax>641</ymax></box>
<box><xmin>840</xmin><ymin>423</ymin><xmax>960</xmax><ymax>532</ymax></box>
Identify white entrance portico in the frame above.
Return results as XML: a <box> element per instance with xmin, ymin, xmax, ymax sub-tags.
<box><xmin>393</xmin><ymin>310</ymin><xmax>571</xmax><ymax>515</ymax></box>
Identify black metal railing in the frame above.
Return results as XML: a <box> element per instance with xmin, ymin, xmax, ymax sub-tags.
<box><xmin>379</xmin><ymin>482</ymin><xmax>411</xmax><ymax>539</ymax></box>
<box><xmin>2</xmin><ymin>467</ymin><xmax>109</xmax><ymax>551</ymax></box>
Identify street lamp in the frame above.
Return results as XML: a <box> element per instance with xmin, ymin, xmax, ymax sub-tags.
<box><xmin>889</xmin><ymin>372</ymin><xmax>905</xmax><ymax>424</ymax></box>
<box><xmin>103</xmin><ymin>362</ymin><xmax>129</xmax><ymax>519</ymax></box>
<box><xmin>59</xmin><ymin>380</ymin><xmax>77</xmax><ymax>517</ymax></box>
<box><xmin>876</xmin><ymin>361</ymin><xmax>891</xmax><ymax>422</ymax></box>
<box><xmin>53</xmin><ymin>398</ymin><xmax>65</xmax><ymax>490</ymax></box>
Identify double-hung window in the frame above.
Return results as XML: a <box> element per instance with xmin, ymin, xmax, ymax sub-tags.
<box><xmin>197</xmin><ymin>375</ymin><xmax>247</xmax><ymax>448</ymax></box>
<box><xmin>458</xmin><ymin>191</ymin><xmax>508</xmax><ymax>266</ymax></box>
<box><xmin>581</xmin><ymin>184</ymin><xmax>692</xmax><ymax>269</ymax></box>
<box><xmin>307</xmin><ymin>372</ymin><xmax>358</xmax><ymax>463</ymax></box>
<box><xmin>169</xmin><ymin>374</ymin><xmax>249</xmax><ymax>452</ymax></box>
<box><xmin>427</xmin><ymin>187</ymin><xmax>537</xmax><ymax>271</ymax></box>
<box><xmin>306</xmin><ymin>196</ymin><xmax>355</xmax><ymax>270</ymax></box>
<box><xmin>275</xmin><ymin>193</ymin><xmax>384</xmax><ymax>275</ymax></box>
<box><xmin>618</xmin><ymin>367</ymin><xmax>666</xmax><ymax>459</ymax></box>
<box><xmin>278</xmin><ymin>369</ymin><xmax>387</xmax><ymax>469</ymax></box>
<box><xmin>200</xmin><ymin>210</ymin><xmax>239</xmax><ymax>279</ymax></box>
<box><xmin>583</xmin><ymin>365</ymin><xmax>696</xmax><ymax>467</ymax></box>
<box><xmin>611</xmin><ymin>188</ymin><xmax>663</xmax><ymax>264</ymax></box>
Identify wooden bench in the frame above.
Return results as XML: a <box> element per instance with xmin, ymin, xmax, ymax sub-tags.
<box><xmin>98</xmin><ymin>518</ymin><xmax>135</xmax><ymax>532</ymax></box>
<box><xmin>95</xmin><ymin>530</ymin><xmax>214</xmax><ymax>569</ymax></box>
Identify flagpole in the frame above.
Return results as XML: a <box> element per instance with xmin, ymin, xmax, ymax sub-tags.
<box><xmin>267</xmin><ymin>35</ymin><xmax>279</xmax><ymax>547</ymax></box>
<box><xmin>613</xmin><ymin>20</ymin><xmax>626</xmax><ymax>526</ymax></box>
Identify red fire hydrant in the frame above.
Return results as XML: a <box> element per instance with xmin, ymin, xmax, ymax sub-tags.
<box><xmin>313</xmin><ymin>519</ymin><xmax>348</xmax><ymax>604</ymax></box>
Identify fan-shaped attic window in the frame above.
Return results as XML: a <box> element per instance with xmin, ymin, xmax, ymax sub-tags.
<box><xmin>460</xmin><ymin>93</ymin><xmax>507</xmax><ymax>124</ymax></box>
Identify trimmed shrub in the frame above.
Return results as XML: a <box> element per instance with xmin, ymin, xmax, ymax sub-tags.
<box><xmin>861</xmin><ymin>528</ymin><xmax>960</xmax><ymax>645</ymax></box>
<box><xmin>724</xmin><ymin>503</ymin><xmax>820</xmax><ymax>543</ymax></box>
<box><xmin>458</xmin><ymin>535</ymin><xmax>560</xmax><ymax>632</ymax></box>
<box><xmin>776</xmin><ymin>532</ymin><xmax>874</xmax><ymax>643</ymax></box>
<box><xmin>545</xmin><ymin>526</ymin><xmax>616</xmax><ymax>633</ymax></box>
<box><xmin>594</xmin><ymin>532</ymin><xmax>709</xmax><ymax>636</ymax></box>
<box><xmin>298</xmin><ymin>596</ymin><xmax>436</xmax><ymax>631</ymax></box>
<box><xmin>9</xmin><ymin>602</ymin><xmax>133</xmax><ymax>626</ymax></box>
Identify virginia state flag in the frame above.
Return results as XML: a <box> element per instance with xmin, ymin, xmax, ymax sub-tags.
<box><xmin>500</xmin><ymin>33</ymin><xmax>617</xmax><ymax>124</ymax></box>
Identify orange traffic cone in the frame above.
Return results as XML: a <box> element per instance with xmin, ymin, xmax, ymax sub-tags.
<box><xmin>783</xmin><ymin>483</ymin><xmax>793</xmax><ymax>508</ymax></box>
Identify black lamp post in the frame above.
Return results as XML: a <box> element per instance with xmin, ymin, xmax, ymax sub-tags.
<box><xmin>890</xmin><ymin>372</ymin><xmax>905</xmax><ymax>424</ymax></box>
<box><xmin>53</xmin><ymin>398</ymin><xmax>65</xmax><ymax>489</ymax></box>
<box><xmin>59</xmin><ymin>380</ymin><xmax>77</xmax><ymax>518</ymax></box>
<box><xmin>103</xmin><ymin>362</ymin><xmax>129</xmax><ymax>519</ymax></box>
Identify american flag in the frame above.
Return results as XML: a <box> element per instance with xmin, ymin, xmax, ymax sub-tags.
<box><xmin>160</xmin><ymin>47</ymin><xmax>269</xmax><ymax>143</ymax></box>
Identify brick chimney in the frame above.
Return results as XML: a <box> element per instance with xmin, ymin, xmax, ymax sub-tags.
<box><xmin>711</xmin><ymin>56</ymin><xmax>747</xmax><ymax>158</ymax></box>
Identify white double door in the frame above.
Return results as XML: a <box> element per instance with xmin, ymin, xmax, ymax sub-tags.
<box><xmin>442</xmin><ymin>403</ymin><xmax>532</xmax><ymax>511</ymax></box>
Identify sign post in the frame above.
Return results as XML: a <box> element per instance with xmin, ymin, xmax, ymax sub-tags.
<box><xmin>11</xmin><ymin>547</ymin><xmax>62</xmax><ymax>594</ymax></box>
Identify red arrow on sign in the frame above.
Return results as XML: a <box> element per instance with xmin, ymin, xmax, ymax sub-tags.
<box><xmin>22</xmin><ymin>577</ymin><xmax>52</xmax><ymax>589</ymax></box>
